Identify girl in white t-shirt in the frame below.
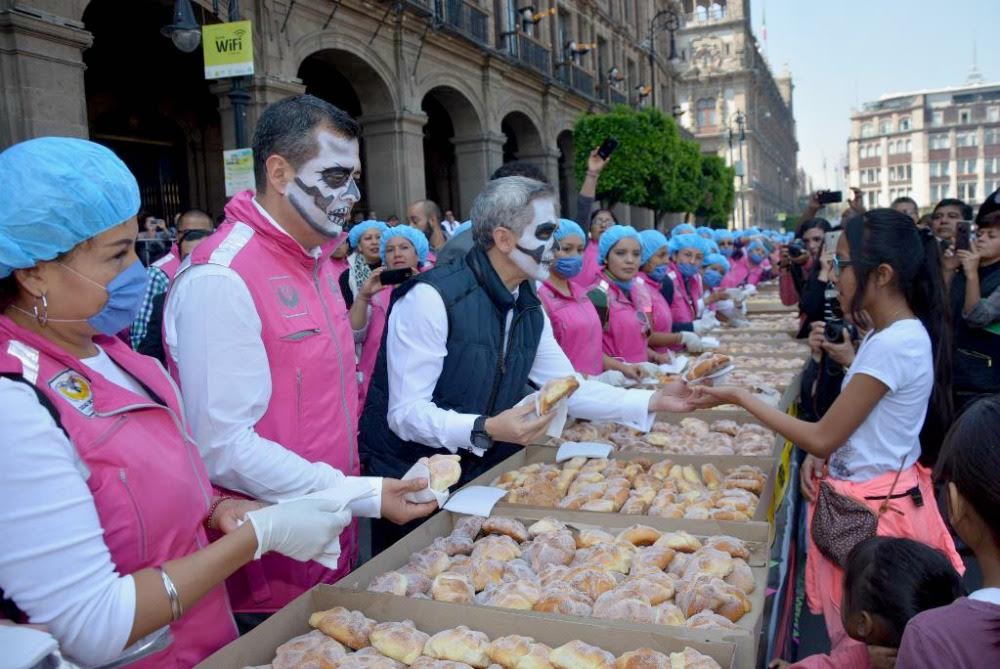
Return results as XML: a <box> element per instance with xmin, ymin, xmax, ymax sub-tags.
<box><xmin>695</xmin><ymin>209</ymin><xmax>964</xmax><ymax>663</ymax></box>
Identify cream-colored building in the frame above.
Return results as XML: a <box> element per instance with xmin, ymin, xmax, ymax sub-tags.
<box><xmin>1</xmin><ymin>0</ymin><xmax>697</xmax><ymax>226</ymax></box>
<box><xmin>671</xmin><ymin>0</ymin><xmax>798</xmax><ymax>229</ymax></box>
<box><xmin>847</xmin><ymin>76</ymin><xmax>1000</xmax><ymax>213</ymax></box>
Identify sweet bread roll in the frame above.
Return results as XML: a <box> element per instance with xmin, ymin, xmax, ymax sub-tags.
<box><xmin>423</xmin><ymin>627</ymin><xmax>492</xmax><ymax>668</ymax></box>
<box><xmin>592</xmin><ymin>593</ymin><xmax>656</xmax><ymax>624</ymax></box>
<box><xmin>654</xmin><ymin>531</ymin><xmax>702</xmax><ymax>553</ymax></box>
<box><xmin>452</xmin><ymin>516</ymin><xmax>485</xmax><ymax>541</ymax></box>
<box><xmin>648</xmin><ymin>503</ymin><xmax>684</xmax><ymax>520</ymax></box>
<box><xmin>411</xmin><ymin>548</ymin><xmax>451</xmax><ymax>578</ymax></box>
<box><xmin>533</xmin><ymin>583</ymin><xmax>594</xmax><ymax>617</ymax></box>
<box><xmin>629</xmin><ymin>546</ymin><xmax>675</xmax><ymax>576</ymax></box>
<box><xmin>615</xmin><ymin>573</ymin><xmax>675</xmax><ymax>605</ymax></box>
<box><xmin>571</xmin><ymin>542</ymin><xmax>633</xmax><ymax>574</ymax></box>
<box><xmin>642</xmin><ymin>432</ymin><xmax>672</xmax><ymax>448</ymax></box>
<box><xmin>487</xmin><ymin>634</ymin><xmax>534</xmax><ymax>669</ymax></box>
<box><xmin>667</xmin><ymin>648</ymin><xmax>722</xmax><ymax>669</ymax></box>
<box><xmin>549</xmin><ymin>640</ymin><xmax>616</xmax><ymax>669</ymax></box>
<box><xmin>616</xmin><ymin>525</ymin><xmax>662</xmax><ymax>547</ymax></box>
<box><xmin>368</xmin><ymin>571</ymin><xmax>409</xmax><ymax>596</ymax></box>
<box><xmin>619</xmin><ymin>495</ymin><xmax>650</xmax><ymax>516</ymax></box>
<box><xmin>724</xmin><ymin>558</ymin><xmax>756</xmax><ymax>594</ymax></box>
<box><xmin>476</xmin><ymin>581</ymin><xmax>541</xmax><ymax>610</ymax></box>
<box><xmin>708</xmin><ymin>509</ymin><xmax>750</xmax><ymax>521</ymax></box>
<box><xmin>653</xmin><ymin>602</ymin><xmax>687</xmax><ymax>626</ymax></box>
<box><xmin>704</xmin><ymin>536</ymin><xmax>749</xmax><ymax>561</ymax></box>
<box><xmin>564</xmin><ymin>566</ymin><xmax>619</xmax><ymax>601</ymax></box>
<box><xmin>648</xmin><ymin>460</ymin><xmax>674</xmax><ymax>481</ymax></box>
<box><xmin>667</xmin><ymin>552</ymin><xmax>691</xmax><ymax>577</ymax></box>
<box><xmin>675</xmin><ymin>577</ymin><xmax>751</xmax><ymax>622</ymax></box>
<box><xmin>370</xmin><ymin>621</ymin><xmax>431</xmax><ymax>665</ymax></box>
<box><xmin>337</xmin><ymin>654</ymin><xmax>406</xmax><ymax>669</ymax></box>
<box><xmin>298</xmin><ymin>636</ymin><xmax>351</xmax><ymax>669</ymax></box>
<box><xmin>273</xmin><ymin>630</ymin><xmax>334</xmax><ymax>669</ymax></box>
<box><xmin>410</xmin><ymin>659</ymin><xmax>475</xmax><ymax>669</ymax></box>
<box><xmin>427</xmin><ymin>454</ymin><xmax>462</xmax><ymax>491</ymax></box>
<box><xmin>524</xmin><ymin>531</ymin><xmax>577</xmax><ymax>572</ymax></box>
<box><xmin>472</xmin><ymin>535</ymin><xmax>521</xmax><ymax>563</ymax></box>
<box><xmin>709</xmin><ymin>420</ymin><xmax>740</xmax><ymax>436</ymax></box>
<box><xmin>470</xmin><ymin>558</ymin><xmax>505</xmax><ymax>592</ymax></box>
<box><xmin>684</xmin><ymin>610</ymin><xmax>738</xmax><ymax>630</ymax></box>
<box><xmin>482</xmin><ymin>517</ymin><xmax>529</xmax><ymax>543</ymax></box>
<box><xmin>687</xmin><ymin>353</ymin><xmax>732</xmax><ymax>380</ymax></box>
<box><xmin>700</xmin><ymin>464</ymin><xmax>722</xmax><ymax>491</ymax></box>
<box><xmin>515</xmin><ymin>643</ymin><xmax>554</xmax><ymax>669</ymax></box>
<box><xmin>575</xmin><ymin>528</ymin><xmax>616</xmax><ymax>549</ymax></box>
<box><xmin>679</xmin><ymin>418</ymin><xmax>711</xmax><ymax>437</ymax></box>
<box><xmin>615</xmin><ymin>648</ymin><xmax>670</xmax><ymax>669</ymax></box>
<box><xmin>537</xmin><ymin>565</ymin><xmax>570</xmax><ymax>588</ymax></box>
<box><xmin>396</xmin><ymin>568</ymin><xmax>434</xmax><ymax>597</ymax></box>
<box><xmin>539</xmin><ymin>376</ymin><xmax>580</xmax><ymax>414</ymax></box>
<box><xmin>723</xmin><ymin>478</ymin><xmax>764</xmax><ymax>496</ymax></box>
<box><xmin>579</xmin><ymin>499</ymin><xmax>616</xmax><ymax>512</ymax></box>
<box><xmin>431</xmin><ymin>572</ymin><xmax>475</xmax><ymax>603</ymax></box>
<box><xmin>308</xmin><ymin>607</ymin><xmax>375</xmax><ymax>649</ymax></box>
<box><xmin>681</xmin><ymin>547</ymin><xmax>734</xmax><ymax>581</ymax></box>
<box><xmin>501</xmin><ymin>559</ymin><xmax>539</xmax><ymax>585</ymax></box>
<box><xmin>527</xmin><ymin>517</ymin><xmax>568</xmax><ymax>538</ymax></box>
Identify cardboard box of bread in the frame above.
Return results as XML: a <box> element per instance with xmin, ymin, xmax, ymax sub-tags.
<box><xmin>335</xmin><ymin>511</ymin><xmax>765</xmax><ymax>669</ymax></box>
<box><xmin>460</xmin><ymin>447</ymin><xmax>775</xmax><ymax>532</ymax></box>
<box><xmin>196</xmin><ymin>590</ymin><xmax>736</xmax><ymax>669</ymax></box>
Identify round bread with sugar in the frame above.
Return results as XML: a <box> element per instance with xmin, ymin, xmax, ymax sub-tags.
<box><xmin>579</xmin><ymin>499</ymin><xmax>616</xmax><ymax>513</ymax></box>
<box><xmin>308</xmin><ymin>606</ymin><xmax>375</xmax><ymax>649</ymax></box>
<box><xmin>615</xmin><ymin>648</ymin><xmax>671</xmax><ymax>669</ymax></box>
<box><xmin>297</xmin><ymin>636</ymin><xmax>351</xmax><ymax>669</ymax></box>
<box><xmin>571</xmin><ymin>542</ymin><xmax>633</xmax><ymax>574</ymax></box>
<box><xmin>684</xmin><ymin>610</ymin><xmax>739</xmax><ymax>630</ymax></box>
<box><xmin>368</xmin><ymin>571</ymin><xmax>408</xmax><ymax>596</ymax></box>
<box><xmin>618</xmin><ymin>571</ymin><xmax>676</xmax><ymax>604</ymax></box>
<box><xmin>411</xmin><ymin>659</ymin><xmax>476</xmax><ymax>669</ymax></box>
<box><xmin>370</xmin><ymin>621</ymin><xmax>431</xmax><ymax>665</ymax></box>
<box><xmin>533</xmin><ymin>583</ymin><xmax>594</xmax><ymax>617</ymax></box>
<box><xmin>527</xmin><ymin>517</ymin><xmax>568</xmax><ymax>538</ymax></box>
<box><xmin>654</xmin><ymin>531</ymin><xmax>702</xmax><ymax>553</ymax></box>
<box><xmin>396</xmin><ymin>568</ymin><xmax>434</xmax><ymax>596</ymax></box>
<box><xmin>427</xmin><ymin>454</ymin><xmax>462</xmax><ymax>491</ymax></box>
<box><xmin>686</xmin><ymin>353</ymin><xmax>732</xmax><ymax>380</ymax></box>
<box><xmin>629</xmin><ymin>546</ymin><xmax>676</xmax><ymax>576</ymax></box>
<box><xmin>472</xmin><ymin>535</ymin><xmax>521</xmax><ymax>563</ymax></box>
<box><xmin>410</xmin><ymin>548</ymin><xmax>451</xmax><ymax>578</ymax></box>
<box><xmin>591</xmin><ymin>593</ymin><xmax>656</xmax><ymax>624</ymax></box>
<box><xmin>452</xmin><ymin>516</ymin><xmax>485</xmax><ymax>541</ymax></box>
<box><xmin>724</xmin><ymin>558</ymin><xmax>756</xmax><ymax>594</ymax></box>
<box><xmin>539</xmin><ymin>376</ymin><xmax>580</xmax><ymax>414</ymax></box>
<box><xmin>431</xmin><ymin>572</ymin><xmax>475</xmax><ymax>604</ymax></box>
<box><xmin>487</xmin><ymin>634</ymin><xmax>534</xmax><ymax>669</ymax></box>
<box><xmin>501</xmin><ymin>559</ymin><xmax>539</xmax><ymax>585</ymax></box>
<box><xmin>564</xmin><ymin>566</ymin><xmax>619</xmax><ymax>601</ymax></box>
<box><xmin>443</xmin><ymin>535</ymin><xmax>475</xmax><ymax>557</ymax></box>
<box><xmin>653</xmin><ymin>602</ymin><xmax>687</xmax><ymax>626</ymax></box>
<box><xmin>667</xmin><ymin>648</ymin><xmax>721</xmax><ymax>669</ymax></box>
<box><xmin>423</xmin><ymin>627</ymin><xmax>492</xmax><ymax>668</ymax></box>
<box><xmin>700</xmin><ymin>464</ymin><xmax>723</xmax><ymax>490</ymax></box>
<box><xmin>574</xmin><ymin>528</ymin><xmax>616</xmax><ymax>549</ymax></box>
<box><xmin>515</xmin><ymin>643</ymin><xmax>554</xmax><ymax>669</ymax></box>
<box><xmin>272</xmin><ymin>630</ymin><xmax>336</xmax><ymax>669</ymax></box>
<box><xmin>681</xmin><ymin>547</ymin><xmax>734</xmax><ymax>581</ymax></box>
<box><xmin>616</xmin><ymin>524</ymin><xmax>662</xmax><ymax>547</ymax></box>
<box><xmin>549</xmin><ymin>641</ymin><xmax>616</xmax><ymax>669</ymax></box>
<box><xmin>704</xmin><ymin>535</ymin><xmax>750</xmax><ymax>561</ymax></box>
<box><xmin>709</xmin><ymin>420</ymin><xmax>740</xmax><ymax>436</ymax></box>
<box><xmin>337</xmin><ymin>654</ymin><xmax>406</xmax><ymax>669</ymax></box>
<box><xmin>481</xmin><ymin>517</ymin><xmax>529</xmax><ymax>543</ymax></box>
<box><xmin>476</xmin><ymin>580</ymin><xmax>541</xmax><ymax>610</ymax></box>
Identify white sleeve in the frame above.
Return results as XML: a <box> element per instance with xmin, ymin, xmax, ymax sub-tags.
<box><xmin>386</xmin><ymin>283</ymin><xmax>478</xmax><ymax>452</ymax></box>
<box><xmin>0</xmin><ymin>379</ymin><xmax>136</xmax><ymax>667</ymax></box>
<box><xmin>530</xmin><ymin>309</ymin><xmax>656</xmax><ymax>432</ymax></box>
<box><xmin>164</xmin><ymin>266</ymin><xmax>382</xmax><ymax>515</ymax></box>
<box><xmin>849</xmin><ymin>330</ymin><xmax>913</xmax><ymax>393</ymax></box>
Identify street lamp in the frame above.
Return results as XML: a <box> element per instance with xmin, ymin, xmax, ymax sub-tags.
<box><xmin>647</xmin><ymin>9</ymin><xmax>680</xmax><ymax>109</ymax></box>
<box><xmin>161</xmin><ymin>0</ymin><xmax>201</xmax><ymax>53</ymax></box>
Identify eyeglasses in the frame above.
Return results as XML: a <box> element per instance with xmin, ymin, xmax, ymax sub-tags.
<box><xmin>179</xmin><ymin>229</ymin><xmax>213</xmax><ymax>244</ymax></box>
<box><xmin>832</xmin><ymin>256</ymin><xmax>852</xmax><ymax>276</ymax></box>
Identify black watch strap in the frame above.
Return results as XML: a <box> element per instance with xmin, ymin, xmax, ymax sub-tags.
<box><xmin>471</xmin><ymin>415</ymin><xmax>492</xmax><ymax>450</ymax></box>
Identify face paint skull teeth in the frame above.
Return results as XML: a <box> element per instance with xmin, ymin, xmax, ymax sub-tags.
<box><xmin>285</xmin><ymin>131</ymin><xmax>362</xmax><ymax>238</ymax></box>
<box><xmin>509</xmin><ymin>199</ymin><xmax>557</xmax><ymax>281</ymax></box>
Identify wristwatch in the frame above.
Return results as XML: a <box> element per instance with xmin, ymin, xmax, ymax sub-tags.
<box><xmin>471</xmin><ymin>415</ymin><xmax>493</xmax><ymax>451</ymax></box>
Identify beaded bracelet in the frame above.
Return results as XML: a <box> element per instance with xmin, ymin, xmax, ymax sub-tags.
<box><xmin>204</xmin><ymin>495</ymin><xmax>233</xmax><ymax>531</ymax></box>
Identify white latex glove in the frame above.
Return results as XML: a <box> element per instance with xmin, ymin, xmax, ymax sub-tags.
<box><xmin>692</xmin><ymin>319</ymin><xmax>714</xmax><ymax>336</ymax></box>
<box><xmin>593</xmin><ymin>370</ymin><xmax>628</xmax><ymax>386</ymax></box>
<box><xmin>680</xmin><ymin>330</ymin><xmax>706</xmax><ymax>353</ymax></box>
<box><xmin>246</xmin><ymin>490</ymin><xmax>353</xmax><ymax>568</ymax></box>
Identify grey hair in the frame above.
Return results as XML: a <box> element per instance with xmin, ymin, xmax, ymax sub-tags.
<box><xmin>471</xmin><ymin>176</ymin><xmax>557</xmax><ymax>250</ymax></box>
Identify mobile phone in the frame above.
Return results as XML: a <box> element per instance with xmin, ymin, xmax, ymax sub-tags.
<box><xmin>817</xmin><ymin>190</ymin><xmax>842</xmax><ymax>205</ymax></box>
<box><xmin>955</xmin><ymin>220</ymin><xmax>973</xmax><ymax>251</ymax></box>
<box><xmin>821</xmin><ymin>231</ymin><xmax>842</xmax><ymax>265</ymax></box>
<box><xmin>380</xmin><ymin>268</ymin><xmax>414</xmax><ymax>286</ymax></box>
<box><xmin>597</xmin><ymin>137</ymin><xmax>619</xmax><ymax>160</ymax></box>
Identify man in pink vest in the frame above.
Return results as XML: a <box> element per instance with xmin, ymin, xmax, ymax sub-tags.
<box><xmin>164</xmin><ymin>95</ymin><xmax>437</xmax><ymax>622</ymax></box>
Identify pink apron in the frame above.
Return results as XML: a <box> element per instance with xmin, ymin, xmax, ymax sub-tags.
<box><xmin>538</xmin><ymin>280</ymin><xmax>604</xmax><ymax>375</ymax></box>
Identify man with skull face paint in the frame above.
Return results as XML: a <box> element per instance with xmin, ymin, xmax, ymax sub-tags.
<box><xmin>359</xmin><ymin>176</ymin><xmax>699</xmax><ymax>552</ymax></box>
<box><xmin>164</xmin><ymin>96</ymin><xmax>436</xmax><ymax>617</ymax></box>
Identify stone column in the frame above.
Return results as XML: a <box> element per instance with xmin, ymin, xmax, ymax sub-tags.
<box><xmin>359</xmin><ymin>110</ymin><xmax>428</xmax><ymax>219</ymax></box>
<box><xmin>452</xmin><ymin>132</ymin><xmax>506</xmax><ymax>217</ymax></box>
<box><xmin>0</xmin><ymin>5</ymin><xmax>93</xmax><ymax>147</ymax></box>
<box><xmin>518</xmin><ymin>147</ymin><xmax>561</xmax><ymax>191</ymax></box>
<box><xmin>211</xmin><ymin>76</ymin><xmax>306</xmax><ymax>150</ymax></box>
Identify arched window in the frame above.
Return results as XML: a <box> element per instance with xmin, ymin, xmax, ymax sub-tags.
<box><xmin>898</xmin><ymin>117</ymin><xmax>911</xmax><ymax>131</ymax></box>
<box><xmin>696</xmin><ymin>98</ymin><xmax>717</xmax><ymax>128</ymax></box>
<box><xmin>861</xmin><ymin>123</ymin><xmax>874</xmax><ymax>138</ymax></box>
<box><xmin>695</xmin><ymin>5</ymin><xmax>708</xmax><ymax>21</ymax></box>
<box><xmin>888</xmin><ymin>142</ymin><xmax>896</xmax><ymax>155</ymax></box>
<box><xmin>709</xmin><ymin>2</ymin><xmax>726</xmax><ymax>19</ymax></box>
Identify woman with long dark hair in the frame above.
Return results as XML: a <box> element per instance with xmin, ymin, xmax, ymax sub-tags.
<box><xmin>693</xmin><ymin>209</ymin><xmax>963</xmax><ymax>660</ymax></box>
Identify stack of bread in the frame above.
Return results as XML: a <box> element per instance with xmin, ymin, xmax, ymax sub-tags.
<box><xmin>719</xmin><ymin>341</ymin><xmax>808</xmax><ymax>355</ymax></box>
<box><xmin>716</xmin><ymin>332</ymin><xmax>794</xmax><ymax>343</ymax></box>
<box><xmin>717</xmin><ymin>315</ymin><xmax>799</xmax><ymax>332</ymax></box>
<box><xmin>273</xmin><ymin>605</ymin><xmax>722</xmax><ymax>668</ymax></box>
<box><xmin>731</xmin><ymin>356</ymin><xmax>806</xmax><ymax>371</ymax></box>
<box><xmin>365</xmin><ymin>516</ymin><xmax>755</xmax><ymax>636</ymax></box>
<box><xmin>561</xmin><ymin>418</ymin><xmax>775</xmax><ymax>457</ymax></box>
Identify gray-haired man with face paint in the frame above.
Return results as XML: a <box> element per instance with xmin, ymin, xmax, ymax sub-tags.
<box><xmin>359</xmin><ymin>176</ymin><xmax>699</xmax><ymax>552</ymax></box>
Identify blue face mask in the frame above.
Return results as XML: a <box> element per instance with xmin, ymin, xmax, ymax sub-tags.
<box><xmin>678</xmin><ymin>262</ymin><xmax>700</xmax><ymax>279</ymax></box>
<box><xmin>58</xmin><ymin>259</ymin><xmax>149</xmax><ymax>336</ymax></box>
<box><xmin>648</xmin><ymin>265</ymin><xmax>669</xmax><ymax>282</ymax></box>
<box><xmin>748</xmin><ymin>252</ymin><xmax>765</xmax><ymax>265</ymax></box>
<box><xmin>554</xmin><ymin>255</ymin><xmax>583</xmax><ymax>279</ymax></box>
<box><xmin>720</xmin><ymin>247</ymin><xmax>734</xmax><ymax>258</ymax></box>
<box><xmin>703</xmin><ymin>268</ymin><xmax>723</xmax><ymax>288</ymax></box>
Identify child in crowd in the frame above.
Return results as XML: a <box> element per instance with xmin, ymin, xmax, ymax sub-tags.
<box><xmin>896</xmin><ymin>394</ymin><xmax>1000</xmax><ymax>668</ymax></box>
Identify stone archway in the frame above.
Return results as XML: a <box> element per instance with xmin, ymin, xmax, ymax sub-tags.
<box><xmin>501</xmin><ymin>111</ymin><xmax>544</xmax><ymax>164</ymax></box>
<box><xmin>556</xmin><ymin>129</ymin><xmax>576</xmax><ymax>218</ymax></box>
<box><xmin>421</xmin><ymin>86</ymin><xmax>486</xmax><ymax>219</ymax></box>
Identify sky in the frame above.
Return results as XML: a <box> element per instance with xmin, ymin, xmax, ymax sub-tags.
<box><xmin>748</xmin><ymin>0</ymin><xmax>999</xmax><ymax>191</ymax></box>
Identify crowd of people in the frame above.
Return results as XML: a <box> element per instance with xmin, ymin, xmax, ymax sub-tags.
<box><xmin>0</xmin><ymin>93</ymin><xmax>998</xmax><ymax>669</ymax></box>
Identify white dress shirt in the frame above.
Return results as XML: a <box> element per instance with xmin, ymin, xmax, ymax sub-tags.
<box><xmin>386</xmin><ymin>282</ymin><xmax>656</xmax><ymax>453</ymax></box>
<box><xmin>164</xmin><ymin>199</ymin><xmax>381</xmax><ymax>514</ymax></box>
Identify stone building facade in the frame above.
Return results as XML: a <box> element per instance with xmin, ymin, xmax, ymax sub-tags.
<box><xmin>2</xmin><ymin>0</ymin><xmax>694</xmax><ymax>226</ymax></box>
<box><xmin>671</xmin><ymin>0</ymin><xmax>798</xmax><ymax>229</ymax></box>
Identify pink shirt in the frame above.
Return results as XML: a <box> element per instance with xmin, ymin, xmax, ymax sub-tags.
<box><xmin>637</xmin><ymin>272</ymin><xmax>675</xmax><ymax>353</ymax></box>
<box><xmin>572</xmin><ymin>240</ymin><xmax>602</xmax><ymax>288</ymax></box>
<box><xmin>538</xmin><ymin>280</ymin><xmax>604</xmax><ymax>375</ymax></box>
<box><xmin>592</xmin><ymin>277</ymin><xmax>649</xmax><ymax>363</ymax></box>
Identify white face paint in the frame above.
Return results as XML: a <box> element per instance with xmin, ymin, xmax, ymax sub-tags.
<box><xmin>286</xmin><ymin>130</ymin><xmax>361</xmax><ymax>237</ymax></box>
<box><xmin>509</xmin><ymin>197</ymin><xmax>558</xmax><ymax>281</ymax></box>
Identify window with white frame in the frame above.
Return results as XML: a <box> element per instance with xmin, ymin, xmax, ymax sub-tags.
<box><xmin>906</xmin><ymin>139</ymin><xmax>912</xmax><ymax>152</ymax></box>
<box><xmin>989</xmin><ymin>107</ymin><xmax>1000</xmax><ymax>123</ymax></box>
<box><xmin>958</xmin><ymin>182</ymin><xmax>977</xmax><ymax>201</ymax></box>
<box><xmin>932</xmin><ymin>111</ymin><xmax>944</xmax><ymax>126</ymax></box>
<box><xmin>956</xmin><ymin>131</ymin><xmax>978</xmax><ymax>147</ymax></box>
<box><xmin>879</xmin><ymin>120</ymin><xmax>891</xmax><ymax>134</ymax></box>
<box><xmin>889</xmin><ymin>166</ymin><xmax>896</xmax><ymax>181</ymax></box>
<box><xmin>958</xmin><ymin>158</ymin><xmax>977</xmax><ymax>174</ymax></box>
<box><xmin>861</xmin><ymin>123</ymin><xmax>874</xmax><ymax>137</ymax></box>
<box><xmin>899</xmin><ymin>117</ymin><xmax>911</xmax><ymax>131</ymax></box>
<box><xmin>986</xmin><ymin>129</ymin><xmax>1000</xmax><ymax>145</ymax></box>
<box><xmin>986</xmin><ymin>157</ymin><xmax>1000</xmax><ymax>175</ymax></box>
<box><xmin>930</xmin><ymin>134</ymin><xmax>950</xmax><ymax>150</ymax></box>
<box><xmin>930</xmin><ymin>161</ymin><xmax>950</xmax><ymax>177</ymax></box>
<box><xmin>860</xmin><ymin>170</ymin><xmax>868</xmax><ymax>185</ymax></box>
<box><xmin>931</xmin><ymin>184</ymin><xmax>951</xmax><ymax>201</ymax></box>
<box><xmin>875</xmin><ymin>144</ymin><xmax>882</xmax><ymax>157</ymax></box>
<box><xmin>888</xmin><ymin>142</ymin><xmax>897</xmax><ymax>155</ymax></box>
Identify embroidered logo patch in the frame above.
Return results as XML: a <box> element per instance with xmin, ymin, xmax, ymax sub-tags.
<box><xmin>269</xmin><ymin>275</ymin><xmax>307</xmax><ymax>318</ymax></box>
<box><xmin>49</xmin><ymin>369</ymin><xmax>95</xmax><ymax>416</ymax></box>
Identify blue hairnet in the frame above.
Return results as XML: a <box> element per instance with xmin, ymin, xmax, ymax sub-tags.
<box><xmin>703</xmin><ymin>252</ymin><xmax>731</xmax><ymax>273</ymax></box>
<box><xmin>671</xmin><ymin>223</ymin><xmax>696</xmax><ymax>237</ymax></box>
<box><xmin>713</xmin><ymin>229</ymin><xmax>734</xmax><ymax>243</ymax></box>
<box><xmin>696</xmin><ymin>226</ymin><xmax>714</xmax><ymax>239</ymax></box>
<box><xmin>705</xmin><ymin>241</ymin><xmax>720</xmax><ymax>254</ymax></box>
<box><xmin>669</xmin><ymin>233</ymin><xmax>708</xmax><ymax>255</ymax></box>
<box><xmin>380</xmin><ymin>224</ymin><xmax>429</xmax><ymax>264</ymax></box>
<box><xmin>598</xmin><ymin>225</ymin><xmax>640</xmax><ymax>265</ymax></box>
<box><xmin>0</xmin><ymin>137</ymin><xmax>140</xmax><ymax>278</ymax></box>
<box><xmin>554</xmin><ymin>218</ymin><xmax>586</xmax><ymax>244</ymax></box>
<box><xmin>452</xmin><ymin>220</ymin><xmax>472</xmax><ymax>236</ymax></box>
<box><xmin>638</xmin><ymin>229</ymin><xmax>669</xmax><ymax>265</ymax></box>
<box><xmin>747</xmin><ymin>239</ymin><xmax>767</xmax><ymax>254</ymax></box>
<box><xmin>348</xmin><ymin>219</ymin><xmax>388</xmax><ymax>250</ymax></box>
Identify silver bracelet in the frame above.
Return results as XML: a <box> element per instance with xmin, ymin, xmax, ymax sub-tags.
<box><xmin>159</xmin><ymin>568</ymin><xmax>183</xmax><ymax>622</ymax></box>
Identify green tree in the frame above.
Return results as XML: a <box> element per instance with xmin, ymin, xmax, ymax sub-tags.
<box><xmin>695</xmin><ymin>154</ymin><xmax>736</xmax><ymax>227</ymax></box>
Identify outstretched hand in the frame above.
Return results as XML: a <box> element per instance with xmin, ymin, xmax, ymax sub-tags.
<box><xmin>381</xmin><ymin>478</ymin><xmax>440</xmax><ymax>525</ymax></box>
<box><xmin>688</xmin><ymin>384</ymin><xmax>747</xmax><ymax>409</ymax></box>
<box><xmin>649</xmin><ymin>380</ymin><xmax>697</xmax><ymax>413</ymax></box>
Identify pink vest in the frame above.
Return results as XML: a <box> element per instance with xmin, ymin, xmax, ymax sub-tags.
<box><xmin>330</xmin><ymin>255</ymin><xmax>349</xmax><ymax>277</ymax></box>
<box><xmin>358</xmin><ymin>287</ymin><xmax>391</xmax><ymax>408</ymax></box>
<box><xmin>667</xmin><ymin>262</ymin><xmax>702</xmax><ymax>325</ymax></box>
<box><xmin>151</xmin><ymin>244</ymin><xmax>181</xmax><ymax>280</ymax></box>
<box><xmin>175</xmin><ymin>190</ymin><xmax>360</xmax><ymax>613</ymax></box>
<box><xmin>637</xmin><ymin>272</ymin><xmax>675</xmax><ymax>354</ymax></box>
<box><xmin>538</xmin><ymin>280</ymin><xmax>604</xmax><ymax>375</ymax></box>
<box><xmin>721</xmin><ymin>254</ymin><xmax>765</xmax><ymax>289</ymax></box>
<box><xmin>592</xmin><ymin>277</ymin><xmax>649</xmax><ymax>363</ymax></box>
<box><xmin>0</xmin><ymin>318</ymin><xmax>237</xmax><ymax>667</ymax></box>
<box><xmin>571</xmin><ymin>240</ymin><xmax>601</xmax><ymax>288</ymax></box>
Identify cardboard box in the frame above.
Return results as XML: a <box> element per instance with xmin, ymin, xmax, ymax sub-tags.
<box><xmin>463</xmin><ymin>446</ymin><xmax>776</xmax><ymax>535</ymax></box>
<box><xmin>338</xmin><ymin>512</ymin><xmax>763</xmax><ymax>668</ymax></box>
<box><xmin>197</xmin><ymin>589</ymin><xmax>737</xmax><ymax>669</ymax></box>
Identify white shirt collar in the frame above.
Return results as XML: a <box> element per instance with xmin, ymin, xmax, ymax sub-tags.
<box><xmin>251</xmin><ymin>197</ymin><xmax>323</xmax><ymax>259</ymax></box>
<box><xmin>969</xmin><ymin>588</ymin><xmax>1000</xmax><ymax>605</ymax></box>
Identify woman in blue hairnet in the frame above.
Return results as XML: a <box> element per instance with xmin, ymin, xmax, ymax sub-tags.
<box><xmin>338</xmin><ymin>219</ymin><xmax>388</xmax><ymax>308</ymax></box>
<box><xmin>0</xmin><ymin>138</ymin><xmax>358</xmax><ymax>667</ymax></box>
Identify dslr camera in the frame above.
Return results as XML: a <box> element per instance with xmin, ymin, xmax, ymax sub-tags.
<box><xmin>787</xmin><ymin>239</ymin><xmax>807</xmax><ymax>260</ymax></box>
<box><xmin>823</xmin><ymin>286</ymin><xmax>846</xmax><ymax>343</ymax></box>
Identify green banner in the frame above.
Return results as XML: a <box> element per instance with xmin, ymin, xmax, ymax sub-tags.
<box><xmin>203</xmin><ymin>20</ymin><xmax>253</xmax><ymax>79</ymax></box>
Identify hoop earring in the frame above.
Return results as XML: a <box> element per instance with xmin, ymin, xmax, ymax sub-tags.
<box><xmin>33</xmin><ymin>294</ymin><xmax>49</xmax><ymax>327</ymax></box>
